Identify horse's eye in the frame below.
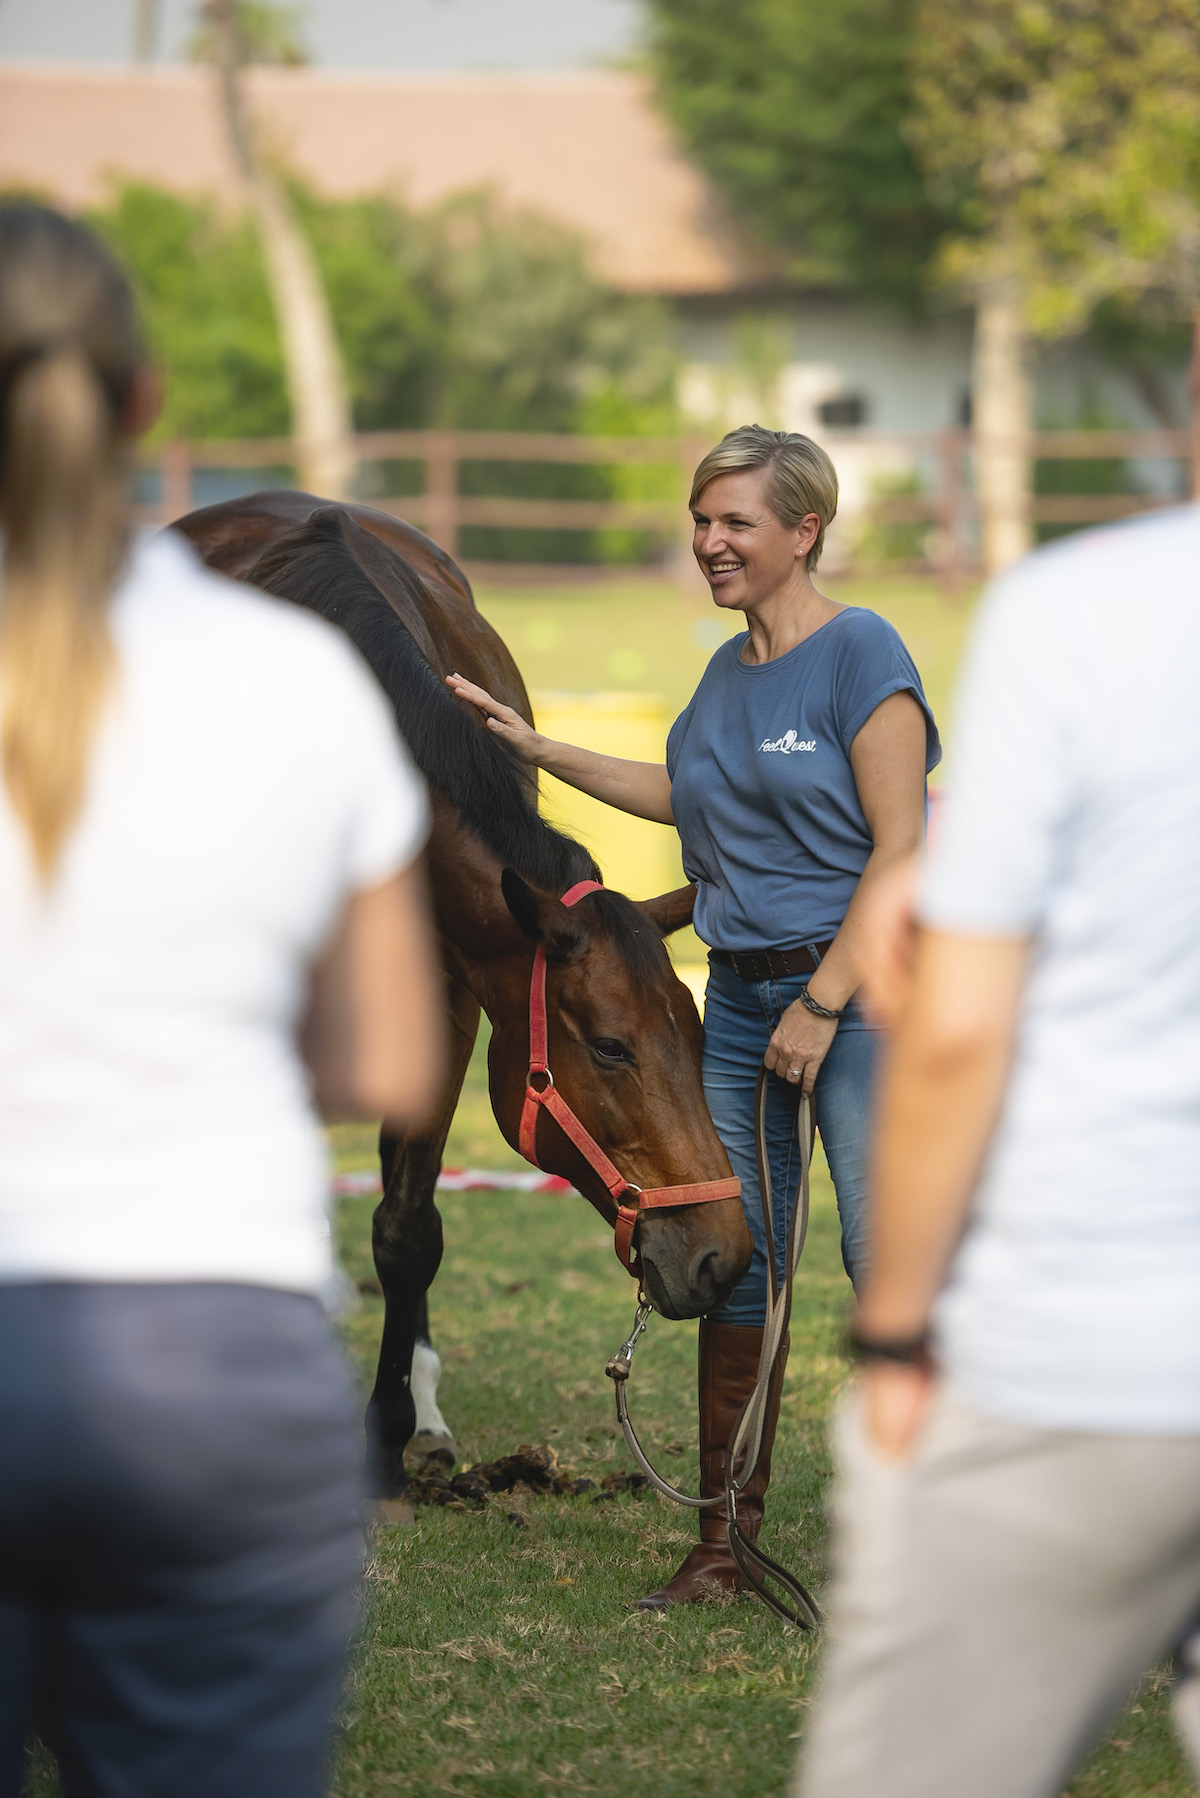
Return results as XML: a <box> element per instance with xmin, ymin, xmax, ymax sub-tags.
<box><xmin>591</xmin><ymin>1037</ymin><xmax>632</xmax><ymax>1066</ymax></box>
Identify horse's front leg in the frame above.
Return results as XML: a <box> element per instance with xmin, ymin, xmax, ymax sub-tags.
<box><xmin>408</xmin><ymin>1288</ymin><xmax>455</xmax><ymax>1467</ymax></box>
<box><xmin>366</xmin><ymin>977</ymin><xmax>478</xmax><ymax>1509</ymax></box>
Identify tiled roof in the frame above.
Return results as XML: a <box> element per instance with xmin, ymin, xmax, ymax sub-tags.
<box><xmin>0</xmin><ymin>62</ymin><xmax>772</xmax><ymax>295</ymax></box>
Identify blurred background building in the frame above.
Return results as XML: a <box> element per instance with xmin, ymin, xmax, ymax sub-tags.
<box><xmin>1</xmin><ymin>0</ymin><xmax>1195</xmax><ymax>579</ymax></box>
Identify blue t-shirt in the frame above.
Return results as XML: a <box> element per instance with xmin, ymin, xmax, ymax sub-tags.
<box><xmin>666</xmin><ymin>608</ymin><xmax>941</xmax><ymax>952</ymax></box>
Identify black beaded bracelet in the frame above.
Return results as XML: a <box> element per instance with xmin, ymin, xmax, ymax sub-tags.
<box><xmin>797</xmin><ymin>983</ymin><xmax>843</xmax><ymax>1021</ymax></box>
<box><xmin>846</xmin><ymin>1321</ymin><xmax>932</xmax><ymax>1367</ymax></box>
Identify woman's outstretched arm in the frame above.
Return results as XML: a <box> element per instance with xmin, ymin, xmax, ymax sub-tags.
<box><xmin>446</xmin><ymin>673</ymin><xmax>674</xmax><ymax>825</ymax></box>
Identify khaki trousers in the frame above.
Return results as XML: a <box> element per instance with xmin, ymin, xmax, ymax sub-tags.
<box><xmin>795</xmin><ymin>1386</ymin><xmax>1200</xmax><ymax>1798</ymax></box>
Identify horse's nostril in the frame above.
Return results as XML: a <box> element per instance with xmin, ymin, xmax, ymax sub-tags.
<box><xmin>688</xmin><ymin>1247</ymin><xmax>736</xmax><ymax>1311</ymax></box>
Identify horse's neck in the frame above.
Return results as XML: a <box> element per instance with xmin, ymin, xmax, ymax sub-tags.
<box><xmin>426</xmin><ymin>809</ymin><xmax>533</xmax><ymax>1016</ymax></box>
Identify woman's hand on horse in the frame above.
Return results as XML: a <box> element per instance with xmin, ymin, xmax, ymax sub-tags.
<box><xmin>446</xmin><ymin>674</ymin><xmax>545</xmax><ymax>764</ymax></box>
<box><xmin>763</xmin><ymin>1001</ymin><xmax>838</xmax><ymax>1097</ymax></box>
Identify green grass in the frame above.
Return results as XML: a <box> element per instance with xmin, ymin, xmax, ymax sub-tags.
<box><xmin>324</xmin><ymin>1031</ymin><xmax>1196</xmax><ymax>1798</ymax></box>
<box><xmin>333</xmin><ymin>1069</ymin><xmax>846</xmax><ymax>1798</ymax></box>
<box><xmin>330</xmin><ymin>571</ymin><xmax>1191</xmax><ymax>1797</ymax></box>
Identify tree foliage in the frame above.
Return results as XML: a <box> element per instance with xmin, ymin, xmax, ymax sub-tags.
<box><xmin>645</xmin><ymin>0</ymin><xmax>945</xmax><ymax>303</ymax></box>
<box><xmin>86</xmin><ymin>181</ymin><xmax>675</xmax><ymax>444</ymax></box>
<box><xmin>909</xmin><ymin>0</ymin><xmax>1200</xmax><ymax>336</ymax></box>
<box><xmin>649</xmin><ymin>0</ymin><xmax>1200</xmax><ymax>336</ymax></box>
<box><xmin>187</xmin><ymin>1</ymin><xmax>309</xmax><ymax>67</ymax></box>
<box><xmin>92</xmin><ymin>184</ymin><xmax>288</xmax><ymax>439</ymax></box>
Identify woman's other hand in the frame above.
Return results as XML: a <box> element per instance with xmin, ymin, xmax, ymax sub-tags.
<box><xmin>445</xmin><ymin>673</ymin><xmax>546</xmax><ymax>765</ymax></box>
<box><xmin>764</xmin><ymin>1000</ymin><xmax>839</xmax><ymax>1096</ymax></box>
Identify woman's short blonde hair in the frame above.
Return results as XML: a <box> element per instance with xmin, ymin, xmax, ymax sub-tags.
<box><xmin>689</xmin><ymin>424</ymin><xmax>839</xmax><ymax>570</ymax></box>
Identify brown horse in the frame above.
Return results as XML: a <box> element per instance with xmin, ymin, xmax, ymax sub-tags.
<box><xmin>173</xmin><ymin>491</ymin><xmax>751</xmax><ymax>1501</ymax></box>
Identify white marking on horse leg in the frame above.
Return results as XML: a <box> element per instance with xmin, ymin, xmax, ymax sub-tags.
<box><xmin>411</xmin><ymin>1340</ymin><xmax>450</xmax><ymax>1439</ymax></box>
<box><xmin>404</xmin><ymin>1341</ymin><xmax>458</xmax><ymax>1470</ymax></box>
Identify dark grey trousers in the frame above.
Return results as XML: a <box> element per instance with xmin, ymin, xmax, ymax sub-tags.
<box><xmin>0</xmin><ymin>1283</ymin><xmax>363</xmax><ymax>1798</ymax></box>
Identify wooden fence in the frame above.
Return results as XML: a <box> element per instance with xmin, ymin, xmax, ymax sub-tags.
<box><xmin>141</xmin><ymin>426</ymin><xmax>1195</xmax><ymax>582</ymax></box>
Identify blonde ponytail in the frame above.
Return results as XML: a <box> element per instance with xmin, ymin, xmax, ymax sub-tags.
<box><xmin>0</xmin><ymin>206</ymin><xmax>141</xmax><ymax>882</ymax></box>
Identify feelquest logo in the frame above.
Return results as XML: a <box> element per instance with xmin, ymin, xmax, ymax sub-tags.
<box><xmin>759</xmin><ymin>730</ymin><xmax>816</xmax><ymax>754</ymax></box>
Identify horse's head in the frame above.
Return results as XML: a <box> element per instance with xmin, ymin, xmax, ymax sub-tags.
<box><xmin>487</xmin><ymin>874</ymin><xmax>752</xmax><ymax>1320</ymax></box>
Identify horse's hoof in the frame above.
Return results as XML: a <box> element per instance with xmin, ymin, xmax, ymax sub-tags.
<box><xmin>371</xmin><ymin>1497</ymin><xmax>416</xmax><ymax>1528</ymax></box>
<box><xmin>404</xmin><ymin>1429</ymin><xmax>458</xmax><ymax>1473</ymax></box>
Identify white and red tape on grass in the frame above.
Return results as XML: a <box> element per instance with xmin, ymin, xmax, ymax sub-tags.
<box><xmin>332</xmin><ymin>1167</ymin><xmax>577</xmax><ymax>1199</ymax></box>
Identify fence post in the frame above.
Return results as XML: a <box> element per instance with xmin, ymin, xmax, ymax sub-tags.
<box><xmin>159</xmin><ymin>441</ymin><xmax>192</xmax><ymax>524</ymax></box>
<box><xmin>424</xmin><ymin>431</ymin><xmax>458</xmax><ymax>556</ymax></box>
<box><xmin>936</xmin><ymin>428</ymin><xmax>966</xmax><ymax>598</ymax></box>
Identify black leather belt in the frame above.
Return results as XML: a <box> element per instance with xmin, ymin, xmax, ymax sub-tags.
<box><xmin>709</xmin><ymin>941</ymin><xmax>835</xmax><ymax>982</ymax></box>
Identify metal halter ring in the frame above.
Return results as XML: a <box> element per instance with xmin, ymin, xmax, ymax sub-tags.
<box><xmin>526</xmin><ymin>1067</ymin><xmax>554</xmax><ymax>1094</ymax></box>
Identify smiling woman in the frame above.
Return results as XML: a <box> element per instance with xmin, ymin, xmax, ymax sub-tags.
<box><xmin>446</xmin><ymin>422</ymin><xmax>941</xmax><ymax>1611</ymax></box>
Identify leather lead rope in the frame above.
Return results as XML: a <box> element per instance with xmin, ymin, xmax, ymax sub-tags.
<box><xmin>606</xmin><ymin>1068</ymin><xmax>823</xmax><ymax>1630</ymax></box>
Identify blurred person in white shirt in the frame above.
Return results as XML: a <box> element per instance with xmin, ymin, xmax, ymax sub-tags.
<box><xmin>0</xmin><ymin>201</ymin><xmax>444</xmax><ymax>1798</ymax></box>
<box><xmin>795</xmin><ymin>504</ymin><xmax>1200</xmax><ymax>1798</ymax></box>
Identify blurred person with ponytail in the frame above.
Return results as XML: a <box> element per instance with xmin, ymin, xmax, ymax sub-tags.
<box><xmin>0</xmin><ymin>203</ymin><xmax>444</xmax><ymax>1797</ymax></box>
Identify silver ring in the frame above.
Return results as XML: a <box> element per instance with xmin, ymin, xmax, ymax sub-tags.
<box><xmin>787</xmin><ymin>1066</ymin><xmax>801</xmax><ymax>1080</ymax></box>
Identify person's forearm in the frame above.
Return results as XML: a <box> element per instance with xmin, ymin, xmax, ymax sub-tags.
<box><xmin>855</xmin><ymin>932</ymin><xmax>1025</xmax><ymax>1340</ymax></box>
<box><xmin>807</xmin><ymin>844</ymin><xmax>917</xmax><ymax>1012</ymax></box>
<box><xmin>538</xmin><ymin>740</ymin><xmax>674</xmax><ymax>824</ymax></box>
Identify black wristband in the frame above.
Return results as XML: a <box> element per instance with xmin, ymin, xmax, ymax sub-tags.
<box><xmin>798</xmin><ymin>983</ymin><xmax>843</xmax><ymax>1021</ymax></box>
<box><xmin>846</xmin><ymin>1321</ymin><xmax>932</xmax><ymax>1367</ymax></box>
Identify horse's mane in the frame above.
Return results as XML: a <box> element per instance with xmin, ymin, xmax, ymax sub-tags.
<box><xmin>245</xmin><ymin>508</ymin><xmax>667</xmax><ymax>979</ymax></box>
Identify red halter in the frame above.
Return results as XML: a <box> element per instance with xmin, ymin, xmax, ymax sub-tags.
<box><xmin>518</xmin><ymin>879</ymin><xmax>742</xmax><ymax>1280</ymax></box>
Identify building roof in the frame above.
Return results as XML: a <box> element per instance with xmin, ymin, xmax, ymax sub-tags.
<box><xmin>0</xmin><ymin>62</ymin><xmax>770</xmax><ymax>296</ymax></box>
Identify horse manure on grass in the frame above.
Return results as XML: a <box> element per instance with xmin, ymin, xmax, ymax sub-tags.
<box><xmin>404</xmin><ymin>1444</ymin><xmax>650</xmax><ymax>1512</ymax></box>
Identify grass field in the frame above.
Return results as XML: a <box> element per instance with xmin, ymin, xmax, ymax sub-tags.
<box><xmin>327</xmin><ymin>1034</ymin><xmax>1195</xmax><ymax>1798</ymax></box>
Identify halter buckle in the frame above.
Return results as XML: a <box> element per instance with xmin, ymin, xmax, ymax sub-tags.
<box><xmin>617</xmin><ymin>1186</ymin><xmax>642</xmax><ymax>1264</ymax></box>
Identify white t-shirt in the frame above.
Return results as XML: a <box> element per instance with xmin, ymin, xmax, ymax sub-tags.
<box><xmin>0</xmin><ymin>530</ymin><xmax>428</xmax><ymax>1296</ymax></box>
<box><xmin>922</xmin><ymin>505</ymin><xmax>1200</xmax><ymax>1432</ymax></box>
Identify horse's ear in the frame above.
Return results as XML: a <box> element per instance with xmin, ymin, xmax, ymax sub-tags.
<box><xmin>501</xmin><ymin>869</ymin><xmax>590</xmax><ymax>959</ymax></box>
<box><xmin>638</xmin><ymin>884</ymin><xmax>697</xmax><ymax>938</ymax></box>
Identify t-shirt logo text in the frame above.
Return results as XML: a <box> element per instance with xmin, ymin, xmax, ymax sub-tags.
<box><xmin>759</xmin><ymin>730</ymin><xmax>816</xmax><ymax>754</ymax></box>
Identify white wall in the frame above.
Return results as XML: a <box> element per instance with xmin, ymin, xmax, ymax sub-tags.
<box><xmin>676</xmin><ymin>298</ymin><xmax>1191</xmax><ymax>563</ymax></box>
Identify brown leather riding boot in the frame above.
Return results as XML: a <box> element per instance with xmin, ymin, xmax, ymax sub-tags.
<box><xmin>637</xmin><ymin>1318</ymin><xmax>786</xmax><ymax>1610</ymax></box>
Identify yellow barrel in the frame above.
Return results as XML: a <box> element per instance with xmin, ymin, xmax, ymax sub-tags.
<box><xmin>531</xmin><ymin>690</ymin><xmax>681</xmax><ymax>901</ymax></box>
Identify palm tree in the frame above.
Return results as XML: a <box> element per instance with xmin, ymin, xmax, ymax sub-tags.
<box><xmin>133</xmin><ymin>0</ymin><xmax>159</xmax><ymax>62</ymax></box>
<box><xmin>201</xmin><ymin>0</ymin><xmax>355</xmax><ymax>499</ymax></box>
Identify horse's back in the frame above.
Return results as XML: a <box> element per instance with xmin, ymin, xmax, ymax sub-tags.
<box><xmin>173</xmin><ymin>490</ymin><xmax>476</xmax><ymax>613</ymax></box>
<box><xmin>173</xmin><ymin>491</ymin><xmax>533</xmax><ymax>725</ymax></box>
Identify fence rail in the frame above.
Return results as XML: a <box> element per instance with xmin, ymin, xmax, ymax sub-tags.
<box><xmin>140</xmin><ymin>426</ymin><xmax>1195</xmax><ymax>582</ymax></box>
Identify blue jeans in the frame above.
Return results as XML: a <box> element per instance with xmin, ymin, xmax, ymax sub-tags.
<box><xmin>702</xmin><ymin>960</ymin><xmax>880</xmax><ymax>1323</ymax></box>
<box><xmin>0</xmin><ymin>1283</ymin><xmax>362</xmax><ymax>1798</ymax></box>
